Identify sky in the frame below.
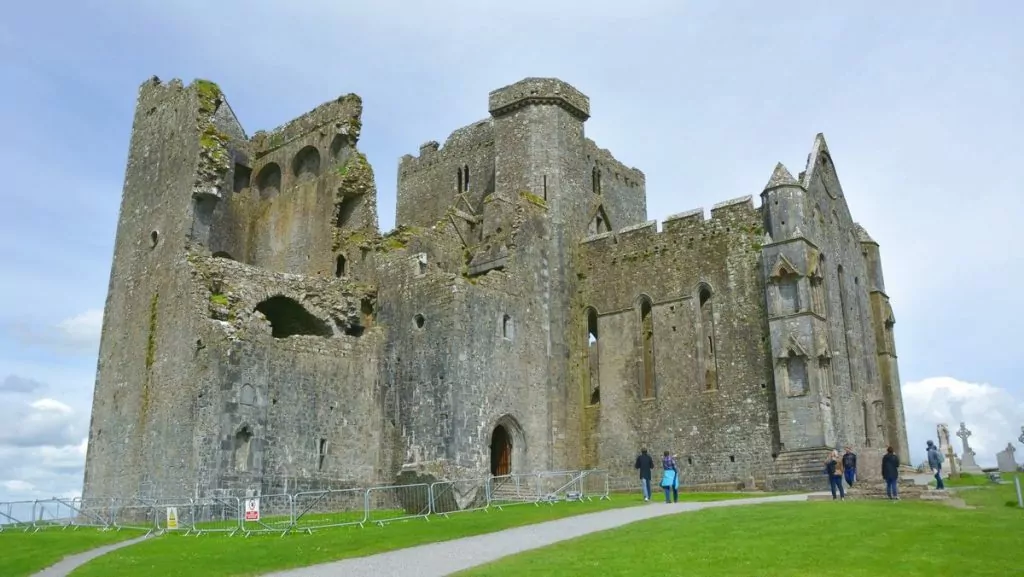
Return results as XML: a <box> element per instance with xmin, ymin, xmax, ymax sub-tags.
<box><xmin>1</xmin><ymin>0</ymin><xmax>1022</xmax><ymax>504</ymax></box>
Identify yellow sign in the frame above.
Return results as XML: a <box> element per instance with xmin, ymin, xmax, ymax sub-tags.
<box><xmin>166</xmin><ymin>507</ymin><xmax>179</xmax><ymax>530</ymax></box>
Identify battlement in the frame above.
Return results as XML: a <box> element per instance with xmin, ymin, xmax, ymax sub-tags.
<box><xmin>581</xmin><ymin>195</ymin><xmax>761</xmax><ymax>251</ymax></box>
<box><xmin>250</xmin><ymin>94</ymin><xmax>363</xmax><ymax>158</ymax></box>
<box><xmin>488</xmin><ymin>77</ymin><xmax>590</xmax><ymax>121</ymax></box>
<box><xmin>398</xmin><ymin>119</ymin><xmax>493</xmax><ymax>171</ymax></box>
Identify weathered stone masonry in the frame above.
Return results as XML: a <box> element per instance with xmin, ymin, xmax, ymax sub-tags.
<box><xmin>82</xmin><ymin>75</ymin><xmax>910</xmax><ymax>500</ymax></box>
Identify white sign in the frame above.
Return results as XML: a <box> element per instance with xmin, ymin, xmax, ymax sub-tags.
<box><xmin>166</xmin><ymin>507</ymin><xmax>179</xmax><ymax>530</ymax></box>
<box><xmin>244</xmin><ymin>498</ymin><xmax>260</xmax><ymax>521</ymax></box>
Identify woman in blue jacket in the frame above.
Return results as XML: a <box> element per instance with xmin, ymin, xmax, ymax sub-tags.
<box><xmin>660</xmin><ymin>452</ymin><xmax>679</xmax><ymax>503</ymax></box>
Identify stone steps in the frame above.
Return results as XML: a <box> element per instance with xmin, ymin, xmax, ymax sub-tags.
<box><xmin>807</xmin><ymin>482</ymin><xmax>951</xmax><ymax>502</ymax></box>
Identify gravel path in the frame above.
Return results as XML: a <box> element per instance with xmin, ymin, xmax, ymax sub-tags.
<box><xmin>30</xmin><ymin>534</ymin><xmax>151</xmax><ymax>577</ymax></box>
<box><xmin>264</xmin><ymin>493</ymin><xmax>815</xmax><ymax>577</ymax></box>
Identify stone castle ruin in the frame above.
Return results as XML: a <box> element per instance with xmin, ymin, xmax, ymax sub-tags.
<box><xmin>81</xmin><ymin>76</ymin><xmax>910</xmax><ymax>499</ymax></box>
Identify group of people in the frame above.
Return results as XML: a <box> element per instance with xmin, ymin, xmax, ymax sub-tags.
<box><xmin>634</xmin><ymin>443</ymin><xmax>915</xmax><ymax>504</ymax></box>
<box><xmin>823</xmin><ymin>445</ymin><xmax>904</xmax><ymax>501</ymax></box>
<box><xmin>634</xmin><ymin>448</ymin><xmax>679</xmax><ymax>503</ymax></box>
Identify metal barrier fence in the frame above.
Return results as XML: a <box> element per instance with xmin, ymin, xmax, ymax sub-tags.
<box><xmin>0</xmin><ymin>469</ymin><xmax>613</xmax><ymax>536</ymax></box>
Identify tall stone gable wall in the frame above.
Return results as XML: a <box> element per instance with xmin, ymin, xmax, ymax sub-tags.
<box><xmin>575</xmin><ymin>198</ymin><xmax>776</xmax><ymax>484</ymax></box>
<box><xmin>83</xmin><ymin>75</ymin><xmax>909</xmax><ymax>499</ymax></box>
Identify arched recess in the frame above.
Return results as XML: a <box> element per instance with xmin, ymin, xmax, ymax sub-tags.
<box><xmin>488</xmin><ymin>414</ymin><xmax>526</xmax><ymax>476</ymax></box>
<box><xmin>584</xmin><ymin>307</ymin><xmax>600</xmax><ymax>405</ymax></box>
<box><xmin>254</xmin><ymin>295</ymin><xmax>333</xmax><ymax>338</ymax></box>
<box><xmin>256</xmin><ymin>163</ymin><xmax>282</xmax><ymax>200</ymax></box>
<box><xmin>292</xmin><ymin>145</ymin><xmax>321</xmax><ymax>179</ymax></box>
<box><xmin>239</xmin><ymin>383</ymin><xmax>256</xmax><ymax>406</ymax></box>
<box><xmin>636</xmin><ymin>295</ymin><xmax>655</xmax><ymax>398</ymax></box>
<box><xmin>212</xmin><ymin>251</ymin><xmax>235</xmax><ymax>260</ymax></box>
<box><xmin>697</xmin><ymin>283</ymin><xmax>719</xmax><ymax>391</ymax></box>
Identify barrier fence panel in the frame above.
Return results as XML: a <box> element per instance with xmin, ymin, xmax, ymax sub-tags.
<box><xmin>32</xmin><ymin>498</ymin><xmax>103</xmax><ymax>530</ymax></box>
<box><xmin>365</xmin><ymin>484</ymin><xmax>430</xmax><ymax>526</ymax></box>
<box><xmin>291</xmin><ymin>488</ymin><xmax>367</xmax><ymax>533</ymax></box>
<box><xmin>155</xmin><ymin>498</ymin><xmax>194</xmax><ymax>533</ymax></box>
<box><xmin>487</xmin><ymin>473</ymin><xmax>541</xmax><ymax>509</ymax></box>
<box><xmin>111</xmin><ymin>497</ymin><xmax>159</xmax><ymax>535</ymax></box>
<box><xmin>241</xmin><ymin>494</ymin><xmax>294</xmax><ymax>536</ymax></box>
<box><xmin>191</xmin><ymin>496</ymin><xmax>241</xmax><ymax>536</ymax></box>
<box><xmin>581</xmin><ymin>470</ymin><xmax>611</xmax><ymax>501</ymax></box>
<box><xmin>0</xmin><ymin>500</ymin><xmax>36</xmax><ymax>532</ymax></box>
<box><xmin>536</xmin><ymin>471</ymin><xmax>586</xmax><ymax>504</ymax></box>
<box><xmin>429</xmin><ymin>477</ymin><xmax>490</xmax><ymax>516</ymax></box>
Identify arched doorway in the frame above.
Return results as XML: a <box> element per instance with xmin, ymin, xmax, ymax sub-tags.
<box><xmin>490</xmin><ymin>425</ymin><xmax>512</xmax><ymax>476</ymax></box>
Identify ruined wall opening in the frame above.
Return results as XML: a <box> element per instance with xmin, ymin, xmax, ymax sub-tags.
<box><xmin>414</xmin><ymin>314</ymin><xmax>425</xmax><ymax>329</ymax></box>
<box><xmin>699</xmin><ymin>285</ymin><xmax>719</xmax><ymax>391</ymax></box>
<box><xmin>254</xmin><ymin>296</ymin><xmax>333</xmax><ymax>338</ymax></box>
<box><xmin>502</xmin><ymin>314</ymin><xmax>513</xmax><ymax>340</ymax></box>
<box><xmin>464</xmin><ymin>164</ymin><xmax>470</xmax><ymax>191</ymax></box>
<box><xmin>233</xmin><ymin>163</ymin><xmax>252</xmax><ymax>193</ymax></box>
<box><xmin>585</xmin><ymin>307</ymin><xmax>600</xmax><ymax>405</ymax></box>
<box><xmin>591</xmin><ymin>166</ymin><xmax>602</xmax><ymax>194</ymax></box>
<box><xmin>457</xmin><ymin>167</ymin><xmax>464</xmax><ymax>193</ymax></box>
<box><xmin>335</xmin><ymin>254</ymin><xmax>347</xmax><ymax>277</ymax></box>
<box><xmin>336</xmin><ymin>194</ymin><xmax>361</xmax><ymax>229</ymax></box>
<box><xmin>330</xmin><ymin>134</ymin><xmax>351</xmax><ymax>163</ymax></box>
<box><xmin>292</xmin><ymin>145</ymin><xmax>321</xmax><ymax>180</ymax></box>
<box><xmin>639</xmin><ymin>296</ymin><xmax>655</xmax><ymax>398</ymax></box>
<box><xmin>233</xmin><ymin>426</ymin><xmax>253</xmax><ymax>472</ymax></box>
<box><xmin>212</xmin><ymin>251</ymin><xmax>234</xmax><ymax>260</ymax></box>
<box><xmin>837</xmin><ymin>265</ymin><xmax>855</xmax><ymax>390</ymax></box>
<box><xmin>256</xmin><ymin>163</ymin><xmax>282</xmax><ymax>200</ymax></box>
<box><xmin>149</xmin><ymin>230</ymin><xmax>159</xmax><ymax>249</ymax></box>
<box><xmin>344</xmin><ymin>323</ymin><xmax>365</xmax><ymax>337</ymax></box>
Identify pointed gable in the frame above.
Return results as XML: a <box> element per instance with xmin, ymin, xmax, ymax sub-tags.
<box><xmin>769</xmin><ymin>253</ymin><xmax>801</xmax><ymax>279</ymax></box>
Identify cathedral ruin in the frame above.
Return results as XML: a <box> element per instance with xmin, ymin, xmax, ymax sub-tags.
<box><xmin>81</xmin><ymin>76</ymin><xmax>910</xmax><ymax>499</ymax></box>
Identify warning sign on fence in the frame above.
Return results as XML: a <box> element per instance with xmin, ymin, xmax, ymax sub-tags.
<box><xmin>166</xmin><ymin>507</ymin><xmax>179</xmax><ymax>530</ymax></box>
<box><xmin>244</xmin><ymin>498</ymin><xmax>260</xmax><ymax>521</ymax></box>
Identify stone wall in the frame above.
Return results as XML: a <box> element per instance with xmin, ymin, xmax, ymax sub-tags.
<box><xmin>575</xmin><ymin>197</ymin><xmax>775</xmax><ymax>484</ymax></box>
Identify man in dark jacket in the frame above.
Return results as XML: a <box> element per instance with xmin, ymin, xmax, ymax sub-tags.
<box><xmin>881</xmin><ymin>446</ymin><xmax>901</xmax><ymax>500</ymax></box>
<box><xmin>634</xmin><ymin>448</ymin><xmax>654</xmax><ymax>501</ymax></box>
<box><xmin>842</xmin><ymin>447</ymin><xmax>858</xmax><ymax>487</ymax></box>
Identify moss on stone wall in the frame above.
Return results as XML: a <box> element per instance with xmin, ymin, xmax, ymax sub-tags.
<box><xmin>146</xmin><ymin>292</ymin><xmax>159</xmax><ymax>369</ymax></box>
<box><xmin>519</xmin><ymin>190</ymin><xmax>548</xmax><ymax>209</ymax></box>
<box><xmin>210</xmin><ymin>293</ymin><xmax>229</xmax><ymax>306</ymax></box>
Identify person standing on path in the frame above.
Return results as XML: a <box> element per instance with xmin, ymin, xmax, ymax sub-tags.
<box><xmin>661</xmin><ymin>451</ymin><xmax>679</xmax><ymax>503</ymax></box>
<box><xmin>824</xmin><ymin>449</ymin><xmax>845</xmax><ymax>500</ymax></box>
<box><xmin>926</xmin><ymin>440</ymin><xmax>946</xmax><ymax>489</ymax></box>
<box><xmin>881</xmin><ymin>445</ymin><xmax>901</xmax><ymax>501</ymax></box>
<box><xmin>635</xmin><ymin>448</ymin><xmax>654</xmax><ymax>501</ymax></box>
<box><xmin>842</xmin><ymin>446</ymin><xmax>858</xmax><ymax>488</ymax></box>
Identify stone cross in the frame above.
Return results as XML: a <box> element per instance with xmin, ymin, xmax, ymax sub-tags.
<box><xmin>1018</xmin><ymin>426</ymin><xmax>1024</xmax><ymax>445</ymax></box>
<box><xmin>957</xmin><ymin>422</ymin><xmax>972</xmax><ymax>451</ymax></box>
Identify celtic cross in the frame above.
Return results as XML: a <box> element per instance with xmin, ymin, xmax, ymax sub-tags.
<box><xmin>956</xmin><ymin>422</ymin><xmax>972</xmax><ymax>451</ymax></box>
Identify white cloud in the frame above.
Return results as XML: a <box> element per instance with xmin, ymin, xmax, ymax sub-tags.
<box><xmin>30</xmin><ymin>398</ymin><xmax>74</xmax><ymax>415</ymax></box>
<box><xmin>903</xmin><ymin>376</ymin><xmax>1024</xmax><ymax>467</ymax></box>
<box><xmin>6</xmin><ymin>308</ymin><xmax>104</xmax><ymax>355</ymax></box>
<box><xmin>55</xmin><ymin>309</ymin><xmax>104</xmax><ymax>348</ymax></box>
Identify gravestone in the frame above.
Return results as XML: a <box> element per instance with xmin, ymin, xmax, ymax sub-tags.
<box><xmin>996</xmin><ymin>443</ymin><xmax>1018</xmax><ymax>473</ymax></box>
<box><xmin>956</xmin><ymin>422</ymin><xmax>985</xmax><ymax>474</ymax></box>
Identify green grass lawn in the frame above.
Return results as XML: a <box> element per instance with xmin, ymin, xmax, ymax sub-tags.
<box><xmin>0</xmin><ymin>528</ymin><xmax>146</xmax><ymax>577</ymax></box>
<box><xmin>67</xmin><ymin>493</ymin><xmax>751</xmax><ymax>577</ymax></box>
<box><xmin>456</xmin><ymin>482</ymin><xmax>1024</xmax><ymax>577</ymax></box>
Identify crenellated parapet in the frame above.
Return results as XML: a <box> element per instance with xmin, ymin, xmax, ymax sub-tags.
<box><xmin>488</xmin><ymin>77</ymin><xmax>590</xmax><ymax>121</ymax></box>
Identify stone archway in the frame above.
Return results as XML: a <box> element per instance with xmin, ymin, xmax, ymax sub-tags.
<box><xmin>488</xmin><ymin>415</ymin><xmax>526</xmax><ymax>476</ymax></box>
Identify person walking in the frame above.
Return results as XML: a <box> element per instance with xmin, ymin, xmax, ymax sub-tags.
<box><xmin>926</xmin><ymin>440</ymin><xmax>945</xmax><ymax>490</ymax></box>
<box><xmin>842</xmin><ymin>447</ymin><xmax>858</xmax><ymax>488</ymax></box>
<box><xmin>634</xmin><ymin>448</ymin><xmax>654</xmax><ymax>501</ymax></box>
<box><xmin>881</xmin><ymin>446</ymin><xmax>901</xmax><ymax>501</ymax></box>
<box><xmin>824</xmin><ymin>449</ymin><xmax>846</xmax><ymax>500</ymax></box>
<box><xmin>661</xmin><ymin>451</ymin><xmax>679</xmax><ymax>503</ymax></box>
